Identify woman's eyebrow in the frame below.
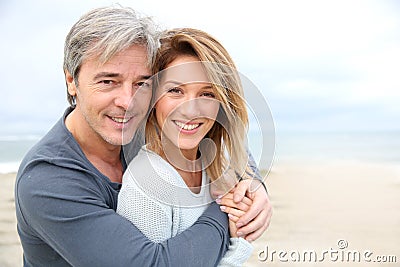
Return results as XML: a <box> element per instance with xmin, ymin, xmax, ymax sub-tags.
<box><xmin>162</xmin><ymin>80</ymin><xmax>182</xmax><ymax>85</ymax></box>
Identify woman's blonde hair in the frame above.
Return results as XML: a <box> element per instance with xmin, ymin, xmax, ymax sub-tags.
<box><xmin>147</xmin><ymin>28</ymin><xmax>254</xmax><ymax>185</ymax></box>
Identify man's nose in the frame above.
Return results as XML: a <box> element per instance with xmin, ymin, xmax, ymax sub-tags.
<box><xmin>114</xmin><ymin>83</ymin><xmax>135</xmax><ymax>110</ymax></box>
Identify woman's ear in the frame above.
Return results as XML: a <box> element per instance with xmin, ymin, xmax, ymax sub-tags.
<box><xmin>65</xmin><ymin>70</ymin><xmax>77</xmax><ymax>97</ymax></box>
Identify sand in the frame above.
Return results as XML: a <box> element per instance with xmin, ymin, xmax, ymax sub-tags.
<box><xmin>246</xmin><ymin>158</ymin><xmax>400</xmax><ymax>266</ymax></box>
<box><xmin>0</xmin><ymin>173</ymin><xmax>23</xmax><ymax>267</ymax></box>
<box><xmin>1</xmin><ymin>158</ymin><xmax>399</xmax><ymax>266</ymax></box>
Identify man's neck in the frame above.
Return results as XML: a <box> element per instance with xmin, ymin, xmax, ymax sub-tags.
<box><xmin>65</xmin><ymin>109</ymin><xmax>123</xmax><ymax>183</ymax></box>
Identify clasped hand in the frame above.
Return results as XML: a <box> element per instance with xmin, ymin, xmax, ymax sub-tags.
<box><xmin>215</xmin><ymin>179</ymin><xmax>272</xmax><ymax>242</ymax></box>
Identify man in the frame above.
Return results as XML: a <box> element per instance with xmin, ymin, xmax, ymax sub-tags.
<box><xmin>15</xmin><ymin>6</ymin><xmax>272</xmax><ymax>266</ymax></box>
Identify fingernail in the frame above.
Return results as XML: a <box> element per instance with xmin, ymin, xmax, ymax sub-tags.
<box><xmin>236</xmin><ymin>222</ymin><xmax>243</xmax><ymax>228</ymax></box>
<box><xmin>237</xmin><ymin>231</ymin><xmax>243</xmax><ymax>237</ymax></box>
<box><xmin>215</xmin><ymin>198</ymin><xmax>221</xmax><ymax>204</ymax></box>
<box><xmin>220</xmin><ymin>206</ymin><xmax>226</xmax><ymax>211</ymax></box>
<box><xmin>217</xmin><ymin>195</ymin><xmax>223</xmax><ymax>199</ymax></box>
<box><xmin>247</xmin><ymin>238</ymin><xmax>253</xmax><ymax>243</ymax></box>
<box><xmin>228</xmin><ymin>214</ymin><xmax>234</xmax><ymax>219</ymax></box>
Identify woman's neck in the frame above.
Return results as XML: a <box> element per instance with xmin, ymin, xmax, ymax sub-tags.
<box><xmin>159</xmin><ymin>141</ymin><xmax>203</xmax><ymax>192</ymax></box>
<box><xmin>176</xmin><ymin>169</ymin><xmax>202</xmax><ymax>194</ymax></box>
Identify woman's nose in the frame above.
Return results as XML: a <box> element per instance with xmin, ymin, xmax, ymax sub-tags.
<box><xmin>178</xmin><ymin>98</ymin><xmax>201</xmax><ymax>119</ymax></box>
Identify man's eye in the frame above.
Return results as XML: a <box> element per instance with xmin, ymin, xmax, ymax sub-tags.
<box><xmin>100</xmin><ymin>80</ymin><xmax>115</xmax><ymax>85</ymax></box>
<box><xmin>137</xmin><ymin>81</ymin><xmax>151</xmax><ymax>88</ymax></box>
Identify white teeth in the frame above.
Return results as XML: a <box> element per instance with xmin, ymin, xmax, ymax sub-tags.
<box><xmin>175</xmin><ymin>121</ymin><xmax>200</xmax><ymax>131</ymax></box>
<box><xmin>112</xmin><ymin>117</ymin><xmax>129</xmax><ymax>123</ymax></box>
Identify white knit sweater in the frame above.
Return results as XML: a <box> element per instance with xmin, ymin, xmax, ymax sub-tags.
<box><xmin>117</xmin><ymin>146</ymin><xmax>253</xmax><ymax>266</ymax></box>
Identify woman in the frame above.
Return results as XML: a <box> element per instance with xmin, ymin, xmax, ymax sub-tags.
<box><xmin>117</xmin><ymin>28</ymin><xmax>257</xmax><ymax>266</ymax></box>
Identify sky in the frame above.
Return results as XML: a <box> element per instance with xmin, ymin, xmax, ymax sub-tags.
<box><xmin>1</xmin><ymin>0</ymin><xmax>399</xmax><ymax>136</ymax></box>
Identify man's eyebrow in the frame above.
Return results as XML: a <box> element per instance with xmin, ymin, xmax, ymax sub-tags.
<box><xmin>93</xmin><ymin>72</ymin><xmax>152</xmax><ymax>81</ymax></box>
<box><xmin>139</xmin><ymin>75</ymin><xmax>152</xmax><ymax>80</ymax></box>
<box><xmin>93</xmin><ymin>72</ymin><xmax>121</xmax><ymax>80</ymax></box>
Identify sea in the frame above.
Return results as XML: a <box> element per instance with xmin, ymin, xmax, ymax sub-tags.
<box><xmin>1</xmin><ymin>131</ymin><xmax>399</xmax><ymax>174</ymax></box>
<box><xmin>0</xmin><ymin>134</ymin><xmax>43</xmax><ymax>174</ymax></box>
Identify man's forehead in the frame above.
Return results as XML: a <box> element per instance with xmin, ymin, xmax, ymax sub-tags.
<box><xmin>88</xmin><ymin>56</ymin><xmax>150</xmax><ymax>79</ymax></box>
<box><xmin>87</xmin><ymin>44</ymin><xmax>149</xmax><ymax>65</ymax></box>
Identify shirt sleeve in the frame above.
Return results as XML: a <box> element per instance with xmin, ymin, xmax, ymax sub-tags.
<box><xmin>16</xmin><ymin>163</ymin><xmax>230</xmax><ymax>267</ymax></box>
<box><xmin>218</xmin><ymin>238</ymin><xmax>253</xmax><ymax>267</ymax></box>
<box><xmin>246</xmin><ymin>149</ymin><xmax>269</xmax><ymax>193</ymax></box>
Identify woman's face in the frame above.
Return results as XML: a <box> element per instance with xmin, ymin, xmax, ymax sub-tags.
<box><xmin>154</xmin><ymin>55</ymin><xmax>220</xmax><ymax>156</ymax></box>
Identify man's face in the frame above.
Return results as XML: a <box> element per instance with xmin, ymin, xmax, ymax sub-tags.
<box><xmin>66</xmin><ymin>45</ymin><xmax>152</xmax><ymax>146</ymax></box>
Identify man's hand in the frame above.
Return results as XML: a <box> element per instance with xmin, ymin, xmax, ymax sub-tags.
<box><xmin>217</xmin><ymin>179</ymin><xmax>272</xmax><ymax>242</ymax></box>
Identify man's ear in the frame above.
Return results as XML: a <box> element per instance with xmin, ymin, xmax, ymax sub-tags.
<box><xmin>65</xmin><ymin>70</ymin><xmax>77</xmax><ymax>97</ymax></box>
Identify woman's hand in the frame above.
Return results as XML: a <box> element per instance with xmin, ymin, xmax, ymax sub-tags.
<box><xmin>218</xmin><ymin>192</ymin><xmax>252</xmax><ymax>238</ymax></box>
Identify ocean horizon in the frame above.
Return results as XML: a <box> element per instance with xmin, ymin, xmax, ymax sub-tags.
<box><xmin>1</xmin><ymin>130</ymin><xmax>399</xmax><ymax>174</ymax></box>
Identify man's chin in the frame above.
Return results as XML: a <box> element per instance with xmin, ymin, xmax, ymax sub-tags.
<box><xmin>102</xmin><ymin>133</ymin><xmax>130</xmax><ymax>147</ymax></box>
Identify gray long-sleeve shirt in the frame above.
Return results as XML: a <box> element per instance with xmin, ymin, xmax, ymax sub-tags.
<box><xmin>15</xmin><ymin>107</ymin><xmax>230</xmax><ymax>267</ymax></box>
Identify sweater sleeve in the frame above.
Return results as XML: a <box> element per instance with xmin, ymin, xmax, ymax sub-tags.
<box><xmin>218</xmin><ymin>237</ymin><xmax>253</xmax><ymax>266</ymax></box>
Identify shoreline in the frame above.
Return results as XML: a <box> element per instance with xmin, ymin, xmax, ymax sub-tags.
<box><xmin>2</xmin><ymin>159</ymin><xmax>399</xmax><ymax>266</ymax></box>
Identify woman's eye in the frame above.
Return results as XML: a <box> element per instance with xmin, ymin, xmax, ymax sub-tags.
<box><xmin>167</xmin><ymin>87</ymin><xmax>182</xmax><ymax>94</ymax></box>
<box><xmin>202</xmin><ymin>92</ymin><xmax>216</xmax><ymax>98</ymax></box>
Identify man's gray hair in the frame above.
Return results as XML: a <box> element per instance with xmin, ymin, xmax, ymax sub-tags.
<box><xmin>63</xmin><ymin>5</ymin><xmax>160</xmax><ymax>106</ymax></box>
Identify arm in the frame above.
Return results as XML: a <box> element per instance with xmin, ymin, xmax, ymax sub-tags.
<box><xmin>16</xmin><ymin>164</ymin><xmax>229</xmax><ymax>267</ymax></box>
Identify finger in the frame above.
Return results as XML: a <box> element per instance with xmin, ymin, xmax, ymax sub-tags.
<box><xmin>233</xmin><ymin>179</ymin><xmax>252</xmax><ymax>203</ymax></box>
<box><xmin>229</xmin><ymin>218</ymin><xmax>238</xmax><ymax>237</ymax></box>
<box><xmin>236</xmin><ymin>199</ymin><xmax>262</xmax><ymax>226</ymax></box>
<box><xmin>244</xmin><ymin>216</ymin><xmax>271</xmax><ymax>242</ymax></box>
<box><xmin>237</xmin><ymin>188</ymin><xmax>270</xmax><ymax>226</ymax></box>
<box><xmin>219</xmin><ymin>192</ymin><xmax>233</xmax><ymax>199</ymax></box>
<box><xmin>244</xmin><ymin>210</ymin><xmax>272</xmax><ymax>241</ymax></box>
<box><xmin>220</xmin><ymin>206</ymin><xmax>246</xmax><ymax>218</ymax></box>
<box><xmin>228</xmin><ymin>213</ymin><xmax>240</xmax><ymax>223</ymax></box>
<box><xmin>237</xmin><ymin>207</ymin><xmax>272</xmax><ymax>240</ymax></box>
<box><xmin>237</xmin><ymin>210</ymin><xmax>266</xmax><ymax>236</ymax></box>
<box><xmin>221</xmin><ymin>193</ymin><xmax>253</xmax><ymax>206</ymax></box>
<box><xmin>217</xmin><ymin>192</ymin><xmax>253</xmax><ymax>206</ymax></box>
<box><xmin>218</xmin><ymin>198</ymin><xmax>251</xmax><ymax>212</ymax></box>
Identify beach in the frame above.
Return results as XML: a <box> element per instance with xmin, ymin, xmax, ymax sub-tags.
<box><xmin>0</xmin><ymin>172</ymin><xmax>23</xmax><ymax>267</ymax></box>
<box><xmin>1</xmin><ymin>158</ymin><xmax>399</xmax><ymax>266</ymax></box>
<box><xmin>246</xmin><ymin>158</ymin><xmax>400</xmax><ymax>266</ymax></box>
